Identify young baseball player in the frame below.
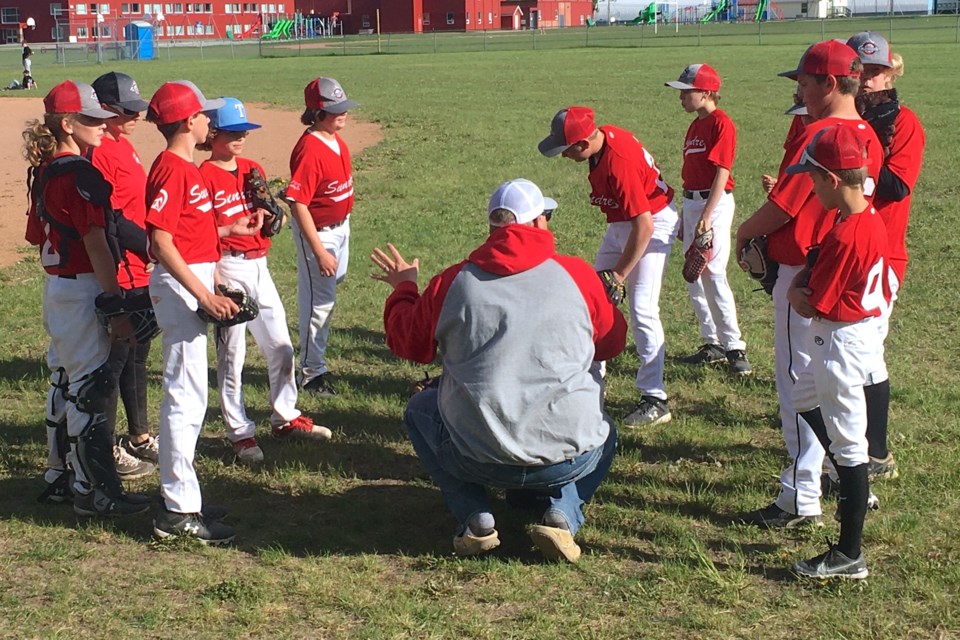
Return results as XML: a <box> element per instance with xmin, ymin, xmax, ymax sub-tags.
<box><xmin>846</xmin><ymin>31</ymin><xmax>926</xmax><ymax>483</ymax></box>
<box><xmin>198</xmin><ymin>97</ymin><xmax>332</xmax><ymax>466</ymax></box>
<box><xmin>665</xmin><ymin>64</ymin><xmax>750</xmax><ymax>376</ymax></box>
<box><xmin>286</xmin><ymin>77</ymin><xmax>359</xmax><ymax>398</ymax></box>
<box><xmin>88</xmin><ymin>71</ymin><xmax>157</xmax><ymax>479</ymax></box>
<box><xmin>539</xmin><ymin>106</ymin><xmax>678</xmax><ymax>427</ymax></box>
<box><xmin>145</xmin><ymin>81</ymin><xmax>260</xmax><ymax>544</ymax></box>
<box><xmin>25</xmin><ymin>80</ymin><xmax>151</xmax><ymax>517</ymax></box>
<box><xmin>785</xmin><ymin>124</ymin><xmax>890</xmax><ymax>579</ymax></box>
<box><xmin>735</xmin><ymin>40</ymin><xmax>883</xmax><ymax>528</ymax></box>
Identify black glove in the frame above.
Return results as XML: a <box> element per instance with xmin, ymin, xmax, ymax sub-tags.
<box><xmin>597</xmin><ymin>270</ymin><xmax>626</xmax><ymax>305</ymax></box>
<box><xmin>856</xmin><ymin>89</ymin><xmax>899</xmax><ymax>154</ymax></box>
<box><xmin>739</xmin><ymin>237</ymin><xmax>779</xmax><ymax>296</ymax></box>
<box><xmin>197</xmin><ymin>285</ymin><xmax>260</xmax><ymax>327</ymax></box>
<box><xmin>246</xmin><ymin>167</ymin><xmax>285</xmax><ymax>238</ymax></box>
<box><xmin>95</xmin><ymin>291</ymin><xmax>161</xmax><ymax>343</ymax></box>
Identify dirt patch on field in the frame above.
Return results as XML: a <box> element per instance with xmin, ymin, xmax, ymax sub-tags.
<box><xmin>0</xmin><ymin>97</ymin><xmax>382</xmax><ymax>269</ymax></box>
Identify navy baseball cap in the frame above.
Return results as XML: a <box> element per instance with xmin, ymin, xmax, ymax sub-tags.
<box><xmin>92</xmin><ymin>71</ymin><xmax>149</xmax><ymax>112</ymax></box>
<box><xmin>205</xmin><ymin>97</ymin><xmax>261</xmax><ymax>132</ymax></box>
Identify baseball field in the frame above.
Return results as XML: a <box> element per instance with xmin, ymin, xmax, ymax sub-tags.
<box><xmin>0</xmin><ymin>34</ymin><xmax>957</xmax><ymax>638</ymax></box>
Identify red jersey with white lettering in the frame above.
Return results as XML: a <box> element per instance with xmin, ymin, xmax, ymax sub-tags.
<box><xmin>89</xmin><ymin>135</ymin><xmax>149</xmax><ymax>289</ymax></box>
<box><xmin>588</xmin><ymin>125</ymin><xmax>674</xmax><ymax>223</ymax></box>
<box><xmin>873</xmin><ymin>105</ymin><xmax>925</xmax><ymax>284</ymax></box>
<box><xmin>145</xmin><ymin>150</ymin><xmax>220</xmax><ymax>264</ymax></box>
<box><xmin>39</xmin><ymin>152</ymin><xmax>106</xmax><ymax>276</ymax></box>
<box><xmin>778</xmin><ymin>115</ymin><xmax>808</xmax><ymax>176</ymax></box>
<box><xmin>199</xmin><ymin>157</ymin><xmax>270</xmax><ymax>255</ymax></box>
<box><xmin>681</xmin><ymin>108</ymin><xmax>736</xmax><ymax>192</ymax></box>
<box><xmin>767</xmin><ymin>118</ymin><xmax>882</xmax><ymax>267</ymax></box>
<box><xmin>286</xmin><ymin>130</ymin><xmax>353</xmax><ymax>228</ymax></box>
<box><xmin>807</xmin><ymin>206</ymin><xmax>890</xmax><ymax>322</ymax></box>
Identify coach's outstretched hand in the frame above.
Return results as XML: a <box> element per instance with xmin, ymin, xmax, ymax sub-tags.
<box><xmin>371</xmin><ymin>243</ymin><xmax>420</xmax><ymax>290</ymax></box>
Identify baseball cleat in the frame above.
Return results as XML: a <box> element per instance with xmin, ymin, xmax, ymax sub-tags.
<box><xmin>623</xmin><ymin>396</ymin><xmax>672</xmax><ymax>428</ymax></box>
<box><xmin>302</xmin><ymin>374</ymin><xmax>337</xmax><ymax>398</ymax></box>
<box><xmin>272</xmin><ymin>415</ymin><xmax>333</xmax><ymax>441</ymax></box>
<box><xmin>725</xmin><ymin>350</ymin><xmax>752</xmax><ymax>376</ymax></box>
<box><xmin>867</xmin><ymin>453</ymin><xmax>899</xmax><ymax>481</ymax></box>
<box><xmin>231</xmin><ymin>437</ymin><xmax>264</xmax><ymax>465</ymax></box>
<box><xmin>74</xmin><ymin>488</ymin><xmax>152</xmax><ymax>517</ymax></box>
<box><xmin>738</xmin><ymin>502</ymin><xmax>823</xmax><ymax>529</ymax></box>
<box><xmin>153</xmin><ymin>506</ymin><xmax>235</xmax><ymax>545</ymax></box>
<box><xmin>681</xmin><ymin>343</ymin><xmax>726</xmax><ymax>365</ymax></box>
<box><xmin>793</xmin><ymin>544</ymin><xmax>868</xmax><ymax>580</ymax></box>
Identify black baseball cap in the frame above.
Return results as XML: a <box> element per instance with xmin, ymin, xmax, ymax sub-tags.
<box><xmin>91</xmin><ymin>71</ymin><xmax>149</xmax><ymax>112</ymax></box>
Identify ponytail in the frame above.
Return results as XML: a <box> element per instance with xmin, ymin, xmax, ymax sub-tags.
<box><xmin>22</xmin><ymin>114</ymin><xmax>66</xmax><ymax>168</ymax></box>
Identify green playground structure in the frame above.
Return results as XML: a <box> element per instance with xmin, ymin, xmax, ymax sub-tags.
<box><xmin>701</xmin><ymin>0</ymin><xmax>728</xmax><ymax>23</ymax></box>
<box><xmin>754</xmin><ymin>0</ymin><xmax>770</xmax><ymax>21</ymax></box>
<box><xmin>261</xmin><ymin>18</ymin><xmax>294</xmax><ymax>40</ymax></box>
<box><xmin>627</xmin><ymin>3</ymin><xmax>657</xmax><ymax>25</ymax></box>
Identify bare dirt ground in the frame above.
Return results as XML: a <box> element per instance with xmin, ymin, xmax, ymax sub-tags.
<box><xmin>0</xmin><ymin>97</ymin><xmax>382</xmax><ymax>269</ymax></box>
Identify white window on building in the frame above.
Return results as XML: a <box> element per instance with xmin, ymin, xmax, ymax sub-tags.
<box><xmin>205</xmin><ymin>3</ymin><xmax>212</xmax><ymax>11</ymax></box>
<box><xmin>98</xmin><ymin>24</ymin><xmax>111</xmax><ymax>37</ymax></box>
<box><xmin>446</xmin><ymin>11</ymin><xmax>454</xmax><ymax>24</ymax></box>
<box><xmin>580</xmin><ymin>14</ymin><xmax>585</xmax><ymax>24</ymax></box>
<box><xmin>51</xmin><ymin>25</ymin><xmax>65</xmax><ymax>39</ymax></box>
<box><xmin>51</xmin><ymin>3</ymin><xmax>64</xmax><ymax>16</ymax></box>
<box><xmin>77</xmin><ymin>25</ymin><xmax>88</xmax><ymax>37</ymax></box>
<box><xmin>278</xmin><ymin>4</ymin><xmax>284</xmax><ymax>12</ymax></box>
<box><xmin>205</xmin><ymin>23</ymin><xmax>212</xmax><ymax>33</ymax></box>
<box><xmin>488</xmin><ymin>11</ymin><xmax>493</xmax><ymax>24</ymax></box>
<box><xmin>75</xmin><ymin>4</ymin><xmax>88</xmax><ymax>15</ymax></box>
<box><xmin>466</xmin><ymin>13</ymin><xmax>470</xmax><ymax>24</ymax></box>
<box><xmin>173</xmin><ymin>3</ymin><xmax>183</xmax><ymax>12</ymax></box>
<box><xmin>121</xmin><ymin>2</ymin><xmax>129</xmax><ymax>12</ymax></box>
<box><xmin>174</xmin><ymin>24</ymin><xmax>183</xmax><ymax>34</ymax></box>
<box><xmin>361</xmin><ymin>14</ymin><xmax>370</xmax><ymax>27</ymax></box>
<box><xmin>1</xmin><ymin>7</ymin><xmax>20</xmax><ymax>23</ymax></box>
<box><xmin>100</xmin><ymin>3</ymin><xmax>110</xmax><ymax>13</ymax></box>
<box><xmin>477</xmin><ymin>11</ymin><xmax>481</xmax><ymax>22</ymax></box>
<box><xmin>422</xmin><ymin>12</ymin><xmax>430</xmax><ymax>24</ymax></box>
<box><xmin>164</xmin><ymin>3</ymin><xmax>172</xmax><ymax>13</ymax></box>
<box><xmin>165</xmin><ymin>24</ymin><xmax>173</xmax><ymax>35</ymax></box>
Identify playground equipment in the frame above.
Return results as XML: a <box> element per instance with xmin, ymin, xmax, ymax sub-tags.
<box><xmin>701</xmin><ymin>0</ymin><xmax>729</xmax><ymax>23</ymax></box>
<box><xmin>626</xmin><ymin>3</ymin><xmax>657</xmax><ymax>25</ymax></box>
<box><xmin>753</xmin><ymin>0</ymin><xmax>768</xmax><ymax>21</ymax></box>
<box><xmin>261</xmin><ymin>18</ymin><xmax>294</xmax><ymax>40</ymax></box>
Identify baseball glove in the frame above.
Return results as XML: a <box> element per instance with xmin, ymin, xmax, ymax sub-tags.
<box><xmin>95</xmin><ymin>291</ymin><xmax>161</xmax><ymax>343</ymax></box>
<box><xmin>739</xmin><ymin>236</ymin><xmax>779</xmax><ymax>296</ymax></box>
<box><xmin>856</xmin><ymin>89</ymin><xmax>899</xmax><ymax>154</ymax></box>
<box><xmin>197</xmin><ymin>285</ymin><xmax>260</xmax><ymax>327</ymax></box>
<box><xmin>597</xmin><ymin>270</ymin><xmax>626</xmax><ymax>306</ymax></box>
<box><xmin>682</xmin><ymin>227</ymin><xmax>714</xmax><ymax>284</ymax></box>
<box><xmin>409</xmin><ymin>371</ymin><xmax>441</xmax><ymax>397</ymax></box>
<box><xmin>246</xmin><ymin>167</ymin><xmax>285</xmax><ymax>238</ymax></box>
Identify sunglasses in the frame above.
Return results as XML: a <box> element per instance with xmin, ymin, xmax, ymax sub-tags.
<box><xmin>796</xmin><ymin>146</ymin><xmax>838</xmax><ymax>179</ymax></box>
<box><xmin>107</xmin><ymin>105</ymin><xmax>141</xmax><ymax>117</ymax></box>
<box><xmin>543</xmin><ymin>210</ymin><xmax>554</xmax><ymax>222</ymax></box>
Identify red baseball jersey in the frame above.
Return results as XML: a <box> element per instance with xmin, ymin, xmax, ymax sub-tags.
<box><xmin>145</xmin><ymin>151</ymin><xmax>220</xmax><ymax>265</ymax></box>
<box><xmin>287</xmin><ymin>130</ymin><xmax>354</xmax><ymax>228</ymax></box>
<box><xmin>588</xmin><ymin>125</ymin><xmax>674</xmax><ymax>223</ymax></box>
<box><xmin>873</xmin><ymin>105</ymin><xmax>925</xmax><ymax>284</ymax></box>
<box><xmin>807</xmin><ymin>206</ymin><xmax>891</xmax><ymax>322</ymax></box>
<box><xmin>89</xmin><ymin>135</ymin><xmax>150</xmax><ymax>289</ymax></box>
<box><xmin>199</xmin><ymin>157</ymin><xmax>270</xmax><ymax>255</ymax></box>
<box><xmin>39</xmin><ymin>152</ymin><xmax>106</xmax><ymax>276</ymax></box>
<box><xmin>767</xmin><ymin>117</ymin><xmax>882</xmax><ymax>267</ymax></box>
<box><xmin>681</xmin><ymin>108</ymin><xmax>736</xmax><ymax>192</ymax></box>
<box><xmin>778</xmin><ymin>115</ymin><xmax>808</xmax><ymax>176</ymax></box>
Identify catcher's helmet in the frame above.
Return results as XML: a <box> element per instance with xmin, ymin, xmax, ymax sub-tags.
<box><xmin>95</xmin><ymin>292</ymin><xmax>161</xmax><ymax>343</ymax></box>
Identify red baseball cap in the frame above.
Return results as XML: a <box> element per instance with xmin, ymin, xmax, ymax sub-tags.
<box><xmin>665</xmin><ymin>63</ymin><xmax>722</xmax><ymax>91</ymax></box>
<box><xmin>44</xmin><ymin>81</ymin><xmax>116</xmax><ymax>119</ymax></box>
<box><xmin>538</xmin><ymin>106</ymin><xmax>597</xmax><ymax>157</ymax></box>
<box><xmin>779</xmin><ymin>40</ymin><xmax>861</xmax><ymax>80</ymax></box>
<box><xmin>147</xmin><ymin>80</ymin><xmax>225</xmax><ymax>125</ymax></box>
<box><xmin>785</xmin><ymin>124</ymin><xmax>867</xmax><ymax>175</ymax></box>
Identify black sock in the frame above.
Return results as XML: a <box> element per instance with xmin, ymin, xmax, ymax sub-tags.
<box><xmin>865</xmin><ymin>380</ymin><xmax>890</xmax><ymax>460</ymax></box>
<box><xmin>836</xmin><ymin>463</ymin><xmax>869</xmax><ymax>559</ymax></box>
<box><xmin>800</xmin><ymin>408</ymin><xmax>832</xmax><ymax>454</ymax></box>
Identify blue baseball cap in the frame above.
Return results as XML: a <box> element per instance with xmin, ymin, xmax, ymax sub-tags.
<box><xmin>205</xmin><ymin>97</ymin><xmax>261</xmax><ymax>132</ymax></box>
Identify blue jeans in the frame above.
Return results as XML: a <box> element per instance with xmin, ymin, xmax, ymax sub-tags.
<box><xmin>404</xmin><ymin>387</ymin><xmax>617</xmax><ymax>536</ymax></box>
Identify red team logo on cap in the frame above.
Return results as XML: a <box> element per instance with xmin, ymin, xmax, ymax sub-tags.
<box><xmin>858</xmin><ymin>41</ymin><xmax>879</xmax><ymax>56</ymax></box>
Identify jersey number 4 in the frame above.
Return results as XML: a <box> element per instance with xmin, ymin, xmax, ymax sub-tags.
<box><xmin>860</xmin><ymin>257</ymin><xmax>889</xmax><ymax>316</ymax></box>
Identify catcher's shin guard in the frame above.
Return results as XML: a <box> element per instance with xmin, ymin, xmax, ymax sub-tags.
<box><xmin>45</xmin><ymin>367</ymin><xmax>69</xmax><ymax>471</ymax></box>
<box><xmin>71</xmin><ymin>365</ymin><xmax>124</xmax><ymax>498</ymax></box>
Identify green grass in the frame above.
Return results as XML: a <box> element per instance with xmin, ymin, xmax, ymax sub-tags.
<box><xmin>1</xmin><ymin>39</ymin><xmax>959</xmax><ymax>639</ymax></box>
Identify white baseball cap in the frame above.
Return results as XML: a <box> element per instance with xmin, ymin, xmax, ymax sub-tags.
<box><xmin>487</xmin><ymin>179</ymin><xmax>558</xmax><ymax>225</ymax></box>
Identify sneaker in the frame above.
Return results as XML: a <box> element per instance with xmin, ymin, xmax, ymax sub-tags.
<box><xmin>153</xmin><ymin>506</ymin><xmax>236</xmax><ymax>545</ymax></box>
<box><xmin>231</xmin><ymin>437</ymin><xmax>264</xmax><ymax>465</ymax></box>
<box><xmin>529</xmin><ymin>526</ymin><xmax>582</xmax><ymax>563</ymax></box>
<box><xmin>114</xmin><ymin>444</ymin><xmax>156</xmax><ymax>480</ymax></box>
<box><xmin>868</xmin><ymin>453</ymin><xmax>899</xmax><ymax>481</ymax></box>
<box><xmin>302</xmin><ymin>374</ymin><xmax>337</xmax><ymax>398</ymax></box>
<box><xmin>726</xmin><ymin>350</ymin><xmax>752</xmax><ymax>376</ymax></box>
<box><xmin>73</xmin><ymin>487</ymin><xmax>152</xmax><ymax>517</ymax></box>
<box><xmin>452</xmin><ymin>512</ymin><xmax>500</xmax><ymax>557</ymax></box>
<box><xmin>738</xmin><ymin>502</ymin><xmax>823</xmax><ymax>529</ymax></box>
<box><xmin>681</xmin><ymin>343</ymin><xmax>725</xmax><ymax>365</ymax></box>
<box><xmin>272</xmin><ymin>415</ymin><xmax>333</xmax><ymax>441</ymax></box>
<box><xmin>833</xmin><ymin>492</ymin><xmax>880</xmax><ymax>523</ymax></box>
<box><xmin>124</xmin><ymin>435</ymin><xmax>159</xmax><ymax>464</ymax></box>
<box><xmin>623</xmin><ymin>396</ymin><xmax>672</xmax><ymax>428</ymax></box>
<box><xmin>793</xmin><ymin>542</ymin><xmax>868</xmax><ymax>580</ymax></box>
<box><xmin>37</xmin><ymin>469</ymin><xmax>73</xmax><ymax>504</ymax></box>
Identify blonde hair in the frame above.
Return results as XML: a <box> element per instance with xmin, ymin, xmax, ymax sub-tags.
<box><xmin>887</xmin><ymin>53</ymin><xmax>904</xmax><ymax>87</ymax></box>
<box><xmin>22</xmin><ymin>114</ymin><xmax>69</xmax><ymax>168</ymax></box>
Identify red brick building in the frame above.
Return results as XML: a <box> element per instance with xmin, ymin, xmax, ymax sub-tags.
<box><xmin>1</xmin><ymin>0</ymin><xmax>592</xmax><ymax>42</ymax></box>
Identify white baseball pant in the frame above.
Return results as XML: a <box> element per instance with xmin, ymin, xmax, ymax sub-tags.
<box><xmin>595</xmin><ymin>204</ymin><xmax>679</xmax><ymax>401</ymax></box>
<box><xmin>793</xmin><ymin>317</ymin><xmax>883</xmax><ymax>467</ymax></box>
<box><xmin>216</xmin><ymin>254</ymin><xmax>301</xmax><ymax>441</ymax></box>
<box><xmin>292</xmin><ymin>217</ymin><xmax>350</xmax><ymax>387</ymax></box>
<box><xmin>150</xmin><ymin>262</ymin><xmax>215</xmax><ymax>515</ymax></box>
<box><xmin>681</xmin><ymin>192</ymin><xmax>745</xmax><ymax>352</ymax></box>
<box><xmin>772</xmin><ymin>263</ymin><xmax>825</xmax><ymax>517</ymax></box>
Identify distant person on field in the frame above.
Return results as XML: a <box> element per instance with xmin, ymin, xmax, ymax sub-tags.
<box><xmin>371</xmin><ymin>179</ymin><xmax>626</xmax><ymax>563</ymax></box>
<box><xmin>22</xmin><ymin>44</ymin><xmax>32</xmax><ymax>75</ymax></box>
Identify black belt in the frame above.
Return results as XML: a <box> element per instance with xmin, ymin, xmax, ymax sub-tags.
<box><xmin>318</xmin><ymin>218</ymin><xmax>348</xmax><ymax>232</ymax></box>
<box><xmin>57</xmin><ymin>274</ymin><xmax>77</xmax><ymax>280</ymax></box>
<box><xmin>683</xmin><ymin>189</ymin><xmax>733</xmax><ymax>199</ymax></box>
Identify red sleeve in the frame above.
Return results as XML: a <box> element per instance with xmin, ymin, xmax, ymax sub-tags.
<box><xmin>707</xmin><ymin>115</ymin><xmax>736</xmax><ymax>171</ymax></box>
<box><xmin>383</xmin><ymin>262</ymin><xmax>465</xmax><ymax>364</ymax></box>
<box><xmin>553</xmin><ymin>255</ymin><xmax>627</xmax><ymax>361</ymax></box>
<box><xmin>885</xmin><ymin>108</ymin><xmax>925</xmax><ymax>190</ymax></box>
<box><xmin>73</xmin><ymin>197</ymin><xmax>105</xmax><ymax>237</ymax></box>
<box><xmin>610</xmin><ymin>156</ymin><xmax>652</xmax><ymax>218</ymax></box>
<box><xmin>768</xmin><ymin>166</ymin><xmax>812</xmax><ymax>219</ymax></box>
<box><xmin>287</xmin><ymin>136</ymin><xmax>320</xmax><ymax>206</ymax></box>
<box><xmin>807</xmin><ymin>237</ymin><xmax>853</xmax><ymax>317</ymax></box>
<box><xmin>145</xmin><ymin>160</ymin><xmax>183</xmax><ymax>234</ymax></box>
